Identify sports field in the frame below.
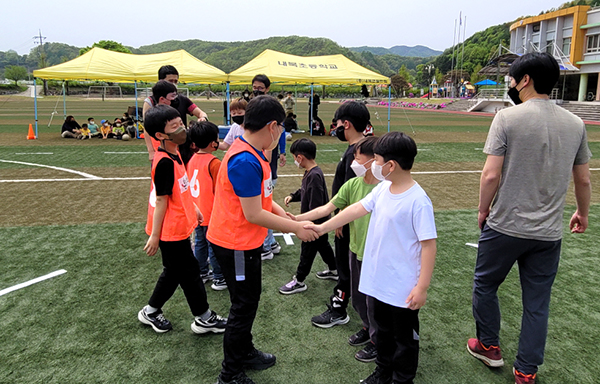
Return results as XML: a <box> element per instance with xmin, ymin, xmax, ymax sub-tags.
<box><xmin>0</xmin><ymin>95</ymin><xmax>599</xmax><ymax>384</ymax></box>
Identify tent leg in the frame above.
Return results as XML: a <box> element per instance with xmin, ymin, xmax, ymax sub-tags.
<box><xmin>34</xmin><ymin>78</ymin><xmax>39</xmax><ymax>138</ymax></box>
<box><xmin>135</xmin><ymin>81</ymin><xmax>140</xmax><ymax>138</ymax></box>
<box><xmin>226</xmin><ymin>82</ymin><xmax>231</xmax><ymax>125</ymax></box>
<box><xmin>62</xmin><ymin>82</ymin><xmax>66</xmax><ymax>119</ymax></box>
<box><xmin>388</xmin><ymin>84</ymin><xmax>391</xmax><ymax>132</ymax></box>
<box><xmin>310</xmin><ymin>84</ymin><xmax>314</xmax><ymax>136</ymax></box>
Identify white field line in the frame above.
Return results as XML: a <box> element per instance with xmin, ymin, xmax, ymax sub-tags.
<box><xmin>465</xmin><ymin>243</ymin><xmax>479</xmax><ymax>249</ymax></box>
<box><xmin>0</xmin><ymin>269</ymin><xmax>67</xmax><ymax>297</ymax></box>
<box><xmin>15</xmin><ymin>152</ymin><xmax>53</xmax><ymax>155</ymax></box>
<box><xmin>273</xmin><ymin>232</ymin><xmax>295</xmax><ymax>245</ymax></box>
<box><xmin>0</xmin><ymin>159</ymin><xmax>101</xmax><ymax>179</ymax></box>
<box><xmin>320</xmin><ymin>149</ymin><xmax>338</xmax><ymax>152</ymax></box>
<box><xmin>0</xmin><ymin>177</ymin><xmax>150</xmax><ymax>183</ymax></box>
<box><xmin>104</xmin><ymin>152</ymin><xmax>148</xmax><ymax>154</ymax></box>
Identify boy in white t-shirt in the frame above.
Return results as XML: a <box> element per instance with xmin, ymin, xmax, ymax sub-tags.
<box><xmin>306</xmin><ymin>132</ymin><xmax>437</xmax><ymax>384</ymax></box>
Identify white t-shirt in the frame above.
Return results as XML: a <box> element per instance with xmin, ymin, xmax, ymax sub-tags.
<box><xmin>223</xmin><ymin>123</ymin><xmax>245</xmax><ymax>146</ymax></box>
<box><xmin>359</xmin><ymin>180</ymin><xmax>437</xmax><ymax>308</ymax></box>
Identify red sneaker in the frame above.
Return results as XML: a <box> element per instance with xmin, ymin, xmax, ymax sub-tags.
<box><xmin>467</xmin><ymin>338</ymin><xmax>504</xmax><ymax>367</ymax></box>
<box><xmin>513</xmin><ymin>367</ymin><xmax>536</xmax><ymax>384</ymax></box>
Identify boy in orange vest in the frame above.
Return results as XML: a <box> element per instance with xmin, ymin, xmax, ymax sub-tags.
<box><xmin>208</xmin><ymin>96</ymin><xmax>318</xmax><ymax>384</ymax></box>
<box><xmin>139</xmin><ymin>104</ymin><xmax>226</xmax><ymax>334</ymax></box>
<box><xmin>187</xmin><ymin>120</ymin><xmax>227</xmax><ymax>291</ymax></box>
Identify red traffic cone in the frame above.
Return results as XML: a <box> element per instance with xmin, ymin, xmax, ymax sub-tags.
<box><xmin>27</xmin><ymin>124</ymin><xmax>36</xmax><ymax>140</ymax></box>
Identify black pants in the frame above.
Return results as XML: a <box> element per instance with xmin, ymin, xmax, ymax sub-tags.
<box><xmin>373</xmin><ymin>298</ymin><xmax>419</xmax><ymax>384</ymax></box>
<box><xmin>213</xmin><ymin>244</ymin><xmax>262</xmax><ymax>380</ymax></box>
<box><xmin>331</xmin><ymin>224</ymin><xmax>351</xmax><ymax>310</ymax></box>
<box><xmin>148</xmin><ymin>238</ymin><xmax>209</xmax><ymax>316</ymax></box>
<box><xmin>295</xmin><ymin>233</ymin><xmax>336</xmax><ymax>282</ymax></box>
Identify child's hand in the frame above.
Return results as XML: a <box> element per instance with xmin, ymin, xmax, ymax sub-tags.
<box><xmin>296</xmin><ymin>221</ymin><xmax>319</xmax><ymax>241</ymax></box>
<box><xmin>335</xmin><ymin>227</ymin><xmax>344</xmax><ymax>239</ymax></box>
<box><xmin>406</xmin><ymin>285</ymin><xmax>428</xmax><ymax>310</ymax></box>
<box><xmin>286</xmin><ymin>212</ymin><xmax>297</xmax><ymax>221</ymax></box>
<box><xmin>302</xmin><ymin>222</ymin><xmax>323</xmax><ymax>238</ymax></box>
<box><xmin>195</xmin><ymin>206</ymin><xmax>204</xmax><ymax>225</ymax></box>
<box><xmin>144</xmin><ymin>235</ymin><xmax>160</xmax><ymax>256</ymax></box>
<box><xmin>284</xmin><ymin>196</ymin><xmax>292</xmax><ymax>207</ymax></box>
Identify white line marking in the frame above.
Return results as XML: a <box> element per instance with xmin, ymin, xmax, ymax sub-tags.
<box><xmin>0</xmin><ymin>269</ymin><xmax>67</xmax><ymax>297</ymax></box>
<box><xmin>0</xmin><ymin>177</ymin><xmax>150</xmax><ymax>183</ymax></box>
<box><xmin>474</xmin><ymin>148</ymin><xmax>484</xmax><ymax>150</ymax></box>
<box><xmin>273</xmin><ymin>232</ymin><xmax>295</xmax><ymax>245</ymax></box>
<box><xmin>466</xmin><ymin>243</ymin><xmax>479</xmax><ymax>248</ymax></box>
<box><xmin>417</xmin><ymin>149</ymin><xmax>431</xmax><ymax>151</ymax></box>
<box><xmin>0</xmin><ymin>159</ymin><xmax>101</xmax><ymax>179</ymax></box>
<box><xmin>15</xmin><ymin>152</ymin><xmax>53</xmax><ymax>155</ymax></box>
<box><xmin>320</xmin><ymin>149</ymin><xmax>338</xmax><ymax>152</ymax></box>
<box><xmin>103</xmin><ymin>152</ymin><xmax>148</xmax><ymax>154</ymax></box>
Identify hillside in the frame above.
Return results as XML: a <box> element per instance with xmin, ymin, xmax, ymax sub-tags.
<box><xmin>350</xmin><ymin>45</ymin><xmax>442</xmax><ymax>57</ymax></box>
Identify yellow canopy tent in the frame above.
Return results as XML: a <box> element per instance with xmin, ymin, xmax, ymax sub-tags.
<box><xmin>31</xmin><ymin>47</ymin><xmax>228</xmax><ymax>136</ymax></box>
<box><xmin>227</xmin><ymin>49</ymin><xmax>391</xmax><ymax>131</ymax></box>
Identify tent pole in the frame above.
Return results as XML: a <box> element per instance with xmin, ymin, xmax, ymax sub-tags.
<box><xmin>294</xmin><ymin>83</ymin><xmax>297</xmax><ymax>115</ymax></box>
<box><xmin>135</xmin><ymin>81</ymin><xmax>140</xmax><ymax>138</ymax></box>
<box><xmin>34</xmin><ymin>78</ymin><xmax>39</xmax><ymax>138</ymax></box>
<box><xmin>388</xmin><ymin>83</ymin><xmax>391</xmax><ymax>132</ymax></box>
<box><xmin>62</xmin><ymin>81</ymin><xmax>66</xmax><ymax>119</ymax></box>
<box><xmin>310</xmin><ymin>84</ymin><xmax>314</xmax><ymax>136</ymax></box>
<box><xmin>226</xmin><ymin>82</ymin><xmax>231</xmax><ymax>125</ymax></box>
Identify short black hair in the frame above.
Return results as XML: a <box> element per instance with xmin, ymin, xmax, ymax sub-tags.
<box><xmin>88</xmin><ymin>117</ymin><xmax>94</xmax><ymax>122</ymax></box>
<box><xmin>290</xmin><ymin>138</ymin><xmax>317</xmax><ymax>160</ymax></box>
<box><xmin>509</xmin><ymin>52</ymin><xmax>560</xmax><ymax>95</ymax></box>
<box><xmin>333</xmin><ymin>101</ymin><xmax>370</xmax><ymax>132</ymax></box>
<box><xmin>144</xmin><ymin>105</ymin><xmax>181</xmax><ymax>140</ymax></box>
<box><xmin>189</xmin><ymin>120</ymin><xmax>219</xmax><ymax>149</ymax></box>
<box><xmin>354</xmin><ymin>136</ymin><xmax>378</xmax><ymax>157</ymax></box>
<box><xmin>152</xmin><ymin>80</ymin><xmax>177</xmax><ymax>101</ymax></box>
<box><xmin>252</xmin><ymin>74</ymin><xmax>271</xmax><ymax>89</ymax></box>
<box><xmin>374</xmin><ymin>132</ymin><xmax>417</xmax><ymax>170</ymax></box>
<box><xmin>81</xmin><ymin>123</ymin><xmax>88</xmax><ymax>128</ymax></box>
<box><xmin>243</xmin><ymin>95</ymin><xmax>285</xmax><ymax>132</ymax></box>
<box><xmin>158</xmin><ymin>65</ymin><xmax>178</xmax><ymax>80</ymax></box>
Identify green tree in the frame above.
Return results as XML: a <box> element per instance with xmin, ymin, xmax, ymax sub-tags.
<box><xmin>79</xmin><ymin>40</ymin><xmax>132</xmax><ymax>56</ymax></box>
<box><xmin>390</xmin><ymin>74</ymin><xmax>409</xmax><ymax>97</ymax></box>
<box><xmin>4</xmin><ymin>65</ymin><xmax>28</xmax><ymax>85</ymax></box>
<box><xmin>398</xmin><ymin>64</ymin><xmax>412</xmax><ymax>84</ymax></box>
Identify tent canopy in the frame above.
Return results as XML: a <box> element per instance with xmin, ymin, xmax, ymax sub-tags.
<box><xmin>33</xmin><ymin>47</ymin><xmax>228</xmax><ymax>84</ymax></box>
<box><xmin>474</xmin><ymin>79</ymin><xmax>498</xmax><ymax>85</ymax></box>
<box><xmin>227</xmin><ymin>49</ymin><xmax>389</xmax><ymax>85</ymax></box>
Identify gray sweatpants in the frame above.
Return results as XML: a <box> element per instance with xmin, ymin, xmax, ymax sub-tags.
<box><xmin>472</xmin><ymin>225</ymin><xmax>561</xmax><ymax>375</ymax></box>
<box><xmin>350</xmin><ymin>251</ymin><xmax>377</xmax><ymax>343</ymax></box>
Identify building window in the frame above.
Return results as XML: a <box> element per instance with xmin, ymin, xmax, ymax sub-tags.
<box><xmin>546</xmin><ymin>41</ymin><xmax>554</xmax><ymax>54</ymax></box>
<box><xmin>586</xmin><ymin>34</ymin><xmax>600</xmax><ymax>53</ymax></box>
<box><xmin>533</xmin><ymin>23</ymin><xmax>541</xmax><ymax>32</ymax></box>
<box><xmin>563</xmin><ymin>37</ymin><xmax>571</xmax><ymax>55</ymax></box>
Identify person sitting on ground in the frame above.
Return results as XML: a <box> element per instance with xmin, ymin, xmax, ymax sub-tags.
<box><xmin>87</xmin><ymin>117</ymin><xmax>101</xmax><ymax>137</ymax></box>
<box><xmin>112</xmin><ymin>118</ymin><xmax>125</xmax><ymax>139</ymax></box>
<box><xmin>61</xmin><ymin>115</ymin><xmax>82</xmax><ymax>138</ymax></box>
<box><xmin>80</xmin><ymin>124</ymin><xmax>92</xmax><ymax>140</ymax></box>
<box><xmin>100</xmin><ymin>119</ymin><xmax>112</xmax><ymax>139</ymax></box>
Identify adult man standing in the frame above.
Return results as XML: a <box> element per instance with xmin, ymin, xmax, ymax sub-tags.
<box><xmin>467</xmin><ymin>52</ymin><xmax>592</xmax><ymax>384</ymax></box>
<box><xmin>283</xmin><ymin>91</ymin><xmax>295</xmax><ymax>115</ymax></box>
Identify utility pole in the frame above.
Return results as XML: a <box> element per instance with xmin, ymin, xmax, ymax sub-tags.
<box><xmin>33</xmin><ymin>29</ymin><xmax>47</xmax><ymax>95</ymax></box>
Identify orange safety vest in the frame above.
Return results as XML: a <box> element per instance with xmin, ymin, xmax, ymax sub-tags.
<box><xmin>207</xmin><ymin>138</ymin><xmax>273</xmax><ymax>250</ymax></box>
<box><xmin>146</xmin><ymin>150</ymin><xmax>197</xmax><ymax>241</ymax></box>
<box><xmin>187</xmin><ymin>152</ymin><xmax>218</xmax><ymax>227</ymax></box>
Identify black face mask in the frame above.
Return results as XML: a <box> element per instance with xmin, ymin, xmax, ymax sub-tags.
<box><xmin>508</xmin><ymin>86</ymin><xmax>522</xmax><ymax>105</ymax></box>
<box><xmin>232</xmin><ymin>115</ymin><xmax>244</xmax><ymax>125</ymax></box>
<box><xmin>253</xmin><ymin>90</ymin><xmax>265</xmax><ymax>96</ymax></box>
<box><xmin>170</xmin><ymin>97</ymin><xmax>180</xmax><ymax>108</ymax></box>
<box><xmin>336</xmin><ymin>125</ymin><xmax>347</xmax><ymax>142</ymax></box>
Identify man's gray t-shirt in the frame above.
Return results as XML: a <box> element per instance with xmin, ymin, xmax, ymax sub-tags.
<box><xmin>484</xmin><ymin>98</ymin><xmax>591</xmax><ymax>241</ymax></box>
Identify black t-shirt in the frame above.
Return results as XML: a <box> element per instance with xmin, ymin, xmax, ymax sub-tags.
<box><xmin>154</xmin><ymin>148</ymin><xmax>182</xmax><ymax>196</ymax></box>
<box><xmin>61</xmin><ymin>120</ymin><xmax>81</xmax><ymax>133</ymax></box>
<box><xmin>331</xmin><ymin>144</ymin><xmax>356</xmax><ymax>196</ymax></box>
<box><xmin>150</xmin><ymin>95</ymin><xmax>195</xmax><ymax>126</ymax></box>
<box><xmin>289</xmin><ymin>166</ymin><xmax>330</xmax><ymax>224</ymax></box>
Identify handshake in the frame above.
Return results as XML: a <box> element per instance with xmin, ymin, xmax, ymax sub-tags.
<box><xmin>284</xmin><ymin>211</ymin><xmax>324</xmax><ymax>242</ymax></box>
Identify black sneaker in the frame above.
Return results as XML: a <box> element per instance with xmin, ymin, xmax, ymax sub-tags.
<box><xmin>138</xmin><ymin>307</ymin><xmax>173</xmax><ymax>333</ymax></box>
<box><xmin>241</xmin><ymin>348</ymin><xmax>276</xmax><ymax>370</ymax></box>
<box><xmin>349</xmin><ymin>328</ymin><xmax>371</xmax><ymax>346</ymax></box>
<box><xmin>260</xmin><ymin>248</ymin><xmax>274</xmax><ymax>260</ymax></box>
<box><xmin>311</xmin><ymin>305</ymin><xmax>350</xmax><ymax>328</ymax></box>
<box><xmin>200</xmin><ymin>270</ymin><xmax>214</xmax><ymax>284</ymax></box>
<box><xmin>355</xmin><ymin>342</ymin><xmax>377</xmax><ymax>363</ymax></box>
<box><xmin>315</xmin><ymin>269</ymin><xmax>339</xmax><ymax>280</ymax></box>
<box><xmin>270</xmin><ymin>241</ymin><xmax>281</xmax><ymax>254</ymax></box>
<box><xmin>360</xmin><ymin>366</ymin><xmax>391</xmax><ymax>384</ymax></box>
<box><xmin>279</xmin><ymin>277</ymin><xmax>307</xmax><ymax>295</ymax></box>
<box><xmin>216</xmin><ymin>372</ymin><xmax>256</xmax><ymax>384</ymax></box>
<box><xmin>211</xmin><ymin>278</ymin><xmax>228</xmax><ymax>291</ymax></box>
<box><xmin>191</xmin><ymin>310</ymin><xmax>227</xmax><ymax>334</ymax></box>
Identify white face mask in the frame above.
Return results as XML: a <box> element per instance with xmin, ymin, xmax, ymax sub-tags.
<box><xmin>371</xmin><ymin>161</ymin><xmax>391</xmax><ymax>181</ymax></box>
<box><xmin>350</xmin><ymin>159</ymin><xmax>373</xmax><ymax>178</ymax></box>
<box><xmin>294</xmin><ymin>159</ymin><xmax>301</xmax><ymax>168</ymax></box>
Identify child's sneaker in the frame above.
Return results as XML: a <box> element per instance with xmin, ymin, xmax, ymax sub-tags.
<box><xmin>311</xmin><ymin>305</ymin><xmax>350</xmax><ymax>328</ymax></box>
<box><xmin>270</xmin><ymin>241</ymin><xmax>281</xmax><ymax>254</ymax></box>
<box><xmin>360</xmin><ymin>366</ymin><xmax>391</xmax><ymax>384</ymax></box>
<box><xmin>260</xmin><ymin>248</ymin><xmax>274</xmax><ymax>260</ymax></box>
<box><xmin>211</xmin><ymin>278</ymin><xmax>228</xmax><ymax>291</ymax></box>
<box><xmin>355</xmin><ymin>342</ymin><xmax>377</xmax><ymax>363</ymax></box>
<box><xmin>348</xmin><ymin>327</ymin><xmax>371</xmax><ymax>346</ymax></box>
<box><xmin>216</xmin><ymin>372</ymin><xmax>256</xmax><ymax>384</ymax></box>
<box><xmin>279</xmin><ymin>277</ymin><xmax>307</xmax><ymax>295</ymax></box>
<box><xmin>200</xmin><ymin>270</ymin><xmax>214</xmax><ymax>284</ymax></box>
<box><xmin>138</xmin><ymin>306</ymin><xmax>172</xmax><ymax>333</ymax></box>
<box><xmin>467</xmin><ymin>338</ymin><xmax>504</xmax><ymax>367</ymax></box>
<box><xmin>513</xmin><ymin>367</ymin><xmax>536</xmax><ymax>384</ymax></box>
<box><xmin>191</xmin><ymin>310</ymin><xmax>227</xmax><ymax>334</ymax></box>
<box><xmin>241</xmin><ymin>348</ymin><xmax>276</xmax><ymax>370</ymax></box>
<box><xmin>315</xmin><ymin>269</ymin><xmax>339</xmax><ymax>280</ymax></box>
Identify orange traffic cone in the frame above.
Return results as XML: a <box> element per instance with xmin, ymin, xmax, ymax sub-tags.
<box><xmin>27</xmin><ymin>124</ymin><xmax>36</xmax><ymax>140</ymax></box>
<box><xmin>139</xmin><ymin>133</ymin><xmax>144</xmax><ymax>139</ymax></box>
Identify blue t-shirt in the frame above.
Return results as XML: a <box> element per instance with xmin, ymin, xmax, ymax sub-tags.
<box><xmin>227</xmin><ymin>137</ymin><xmax>267</xmax><ymax>198</ymax></box>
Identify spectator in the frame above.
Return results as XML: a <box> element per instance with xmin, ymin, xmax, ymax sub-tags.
<box><xmin>61</xmin><ymin>115</ymin><xmax>82</xmax><ymax>138</ymax></box>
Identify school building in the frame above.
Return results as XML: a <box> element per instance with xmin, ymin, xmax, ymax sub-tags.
<box><xmin>509</xmin><ymin>4</ymin><xmax>600</xmax><ymax>102</ymax></box>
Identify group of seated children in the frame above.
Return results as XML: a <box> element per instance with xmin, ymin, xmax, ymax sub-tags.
<box><xmin>139</xmin><ymin>95</ymin><xmax>438</xmax><ymax>384</ymax></box>
<box><xmin>61</xmin><ymin>114</ymin><xmax>140</xmax><ymax>140</ymax></box>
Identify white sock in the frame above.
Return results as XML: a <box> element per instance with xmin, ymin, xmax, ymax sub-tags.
<box><xmin>145</xmin><ymin>305</ymin><xmax>159</xmax><ymax>314</ymax></box>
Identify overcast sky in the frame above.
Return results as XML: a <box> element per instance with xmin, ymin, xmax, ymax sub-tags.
<box><xmin>3</xmin><ymin>0</ymin><xmax>560</xmax><ymax>55</ymax></box>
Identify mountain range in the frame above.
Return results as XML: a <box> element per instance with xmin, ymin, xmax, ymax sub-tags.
<box><xmin>349</xmin><ymin>45</ymin><xmax>442</xmax><ymax>57</ymax></box>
